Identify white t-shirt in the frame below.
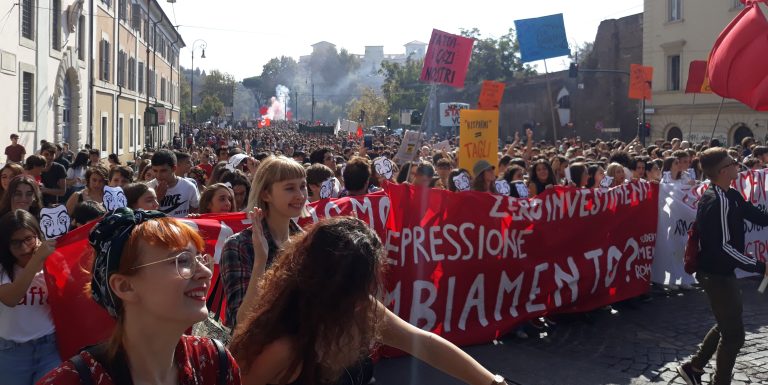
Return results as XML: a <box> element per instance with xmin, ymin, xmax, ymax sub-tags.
<box><xmin>0</xmin><ymin>265</ymin><xmax>55</xmax><ymax>343</ymax></box>
<box><xmin>67</xmin><ymin>167</ymin><xmax>87</xmax><ymax>188</ymax></box>
<box><xmin>148</xmin><ymin>177</ymin><xmax>200</xmax><ymax>218</ymax></box>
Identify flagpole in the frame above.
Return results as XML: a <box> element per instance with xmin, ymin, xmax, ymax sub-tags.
<box><xmin>687</xmin><ymin>93</ymin><xmax>697</xmax><ymax>141</ymax></box>
<box><xmin>709</xmin><ymin>97</ymin><xmax>726</xmax><ymax>144</ymax></box>
<box><xmin>543</xmin><ymin>59</ymin><xmax>559</xmax><ymax>142</ymax></box>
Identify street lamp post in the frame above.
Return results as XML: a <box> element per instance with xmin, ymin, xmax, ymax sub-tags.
<box><xmin>190</xmin><ymin>39</ymin><xmax>207</xmax><ymax>123</ymax></box>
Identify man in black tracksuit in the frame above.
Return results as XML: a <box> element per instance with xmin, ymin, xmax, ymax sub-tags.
<box><xmin>678</xmin><ymin>148</ymin><xmax>768</xmax><ymax>385</ymax></box>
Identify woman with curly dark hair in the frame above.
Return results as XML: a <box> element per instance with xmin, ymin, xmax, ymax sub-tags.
<box><xmin>230</xmin><ymin>217</ymin><xmax>507</xmax><ymax>385</ymax></box>
<box><xmin>526</xmin><ymin>159</ymin><xmax>557</xmax><ymax>196</ymax></box>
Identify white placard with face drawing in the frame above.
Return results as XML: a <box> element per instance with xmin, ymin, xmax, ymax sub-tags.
<box><xmin>600</xmin><ymin>175</ymin><xmax>614</xmax><ymax>189</ymax></box>
<box><xmin>319</xmin><ymin>178</ymin><xmax>337</xmax><ymax>199</ymax></box>
<box><xmin>495</xmin><ymin>180</ymin><xmax>510</xmax><ymax>196</ymax></box>
<box><xmin>452</xmin><ymin>173</ymin><xmax>470</xmax><ymax>192</ymax></box>
<box><xmin>39</xmin><ymin>205</ymin><xmax>70</xmax><ymax>240</ymax></box>
<box><xmin>374</xmin><ymin>157</ymin><xmax>395</xmax><ymax>180</ymax></box>
<box><xmin>103</xmin><ymin>186</ymin><xmax>128</xmax><ymax>211</ymax></box>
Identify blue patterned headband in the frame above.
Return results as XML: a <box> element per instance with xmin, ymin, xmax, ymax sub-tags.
<box><xmin>88</xmin><ymin>207</ymin><xmax>166</xmax><ymax>317</ymax></box>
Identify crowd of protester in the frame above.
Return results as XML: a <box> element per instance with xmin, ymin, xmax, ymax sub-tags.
<box><xmin>1</xmin><ymin>120</ymin><xmax>765</xmax><ymax>385</ymax></box>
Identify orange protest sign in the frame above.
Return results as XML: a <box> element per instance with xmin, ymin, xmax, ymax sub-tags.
<box><xmin>477</xmin><ymin>80</ymin><xmax>505</xmax><ymax>110</ymax></box>
<box><xmin>628</xmin><ymin>64</ymin><xmax>653</xmax><ymax>100</ymax></box>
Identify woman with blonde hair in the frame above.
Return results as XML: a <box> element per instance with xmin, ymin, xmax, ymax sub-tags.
<box><xmin>199</xmin><ymin>183</ymin><xmax>236</xmax><ymax>214</ymax></box>
<box><xmin>605</xmin><ymin>162</ymin><xmax>626</xmax><ymax>188</ymax></box>
<box><xmin>220</xmin><ymin>156</ymin><xmax>307</xmax><ymax>329</ymax></box>
<box><xmin>38</xmin><ymin>208</ymin><xmax>240</xmax><ymax>384</ymax></box>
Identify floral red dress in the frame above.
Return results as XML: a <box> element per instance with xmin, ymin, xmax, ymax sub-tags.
<box><xmin>36</xmin><ymin>335</ymin><xmax>240</xmax><ymax>385</ymax></box>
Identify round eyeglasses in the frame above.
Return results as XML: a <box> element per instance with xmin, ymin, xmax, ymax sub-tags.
<box><xmin>131</xmin><ymin>251</ymin><xmax>213</xmax><ymax>280</ymax></box>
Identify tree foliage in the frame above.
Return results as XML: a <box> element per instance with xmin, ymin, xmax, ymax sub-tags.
<box><xmin>459</xmin><ymin>27</ymin><xmax>537</xmax><ymax>85</ymax></box>
<box><xmin>346</xmin><ymin>88</ymin><xmax>389</xmax><ymax>126</ymax></box>
<box><xmin>379</xmin><ymin>58</ymin><xmax>429</xmax><ymax>125</ymax></box>
<box><xmin>200</xmin><ymin>70</ymin><xmax>236</xmax><ymax>107</ymax></box>
<box><xmin>196</xmin><ymin>95</ymin><xmax>224</xmax><ymax>123</ymax></box>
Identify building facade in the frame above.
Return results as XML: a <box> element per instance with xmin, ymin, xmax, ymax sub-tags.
<box><xmin>0</xmin><ymin>0</ymin><xmax>183</xmax><ymax>163</ymax></box>
<box><xmin>0</xmin><ymin>0</ymin><xmax>90</xmax><ymax>157</ymax></box>
<box><xmin>643</xmin><ymin>0</ymin><xmax>768</xmax><ymax>145</ymax></box>
<box><xmin>93</xmin><ymin>0</ymin><xmax>184</xmax><ymax>163</ymax></box>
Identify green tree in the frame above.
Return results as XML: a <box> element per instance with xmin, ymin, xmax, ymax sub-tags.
<box><xmin>346</xmin><ymin>88</ymin><xmax>389</xmax><ymax>126</ymax></box>
<box><xmin>196</xmin><ymin>95</ymin><xmax>224</xmax><ymax>123</ymax></box>
<box><xmin>200</xmin><ymin>70</ymin><xmax>236</xmax><ymax>106</ymax></box>
<box><xmin>180</xmin><ymin>73</ymin><xmax>192</xmax><ymax>122</ymax></box>
<box><xmin>380</xmin><ymin>58</ymin><xmax>429</xmax><ymax>125</ymax></box>
<box><xmin>243</xmin><ymin>56</ymin><xmax>299</xmax><ymax>108</ymax></box>
<box><xmin>460</xmin><ymin>28</ymin><xmax>537</xmax><ymax>86</ymax></box>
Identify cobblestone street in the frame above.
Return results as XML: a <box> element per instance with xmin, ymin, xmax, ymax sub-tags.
<box><xmin>375</xmin><ymin>278</ymin><xmax>768</xmax><ymax>385</ymax></box>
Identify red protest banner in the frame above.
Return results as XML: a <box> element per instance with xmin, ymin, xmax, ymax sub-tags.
<box><xmin>381</xmin><ymin>182</ymin><xmax>658</xmax><ymax>347</ymax></box>
<box><xmin>44</xmin><ymin>213</ymin><xmax>249</xmax><ymax>359</ymax></box>
<box><xmin>629</xmin><ymin>64</ymin><xmax>653</xmax><ymax>100</ymax></box>
<box><xmin>420</xmin><ymin>29</ymin><xmax>475</xmax><ymax>88</ymax></box>
<box><xmin>477</xmin><ymin>80</ymin><xmax>506</xmax><ymax>110</ymax></box>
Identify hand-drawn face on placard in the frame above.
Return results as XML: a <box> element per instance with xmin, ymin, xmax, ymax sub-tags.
<box><xmin>319</xmin><ymin>178</ymin><xmax>335</xmax><ymax>199</ymax></box>
<box><xmin>39</xmin><ymin>206</ymin><xmax>70</xmax><ymax>240</ymax></box>
<box><xmin>103</xmin><ymin>186</ymin><xmax>127</xmax><ymax>211</ymax></box>
<box><xmin>452</xmin><ymin>173</ymin><xmax>470</xmax><ymax>192</ymax></box>
<box><xmin>600</xmin><ymin>175</ymin><xmax>614</xmax><ymax>188</ymax></box>
<box><xmin>226</xmin><ymin>154</ymin><xmax>249</xmax><ymax>172</ymax></box>
<box><xmin>515</xmin><ymin>183</ymin><xmax>529</xmax><ymax>198</ymax></box>
<box><xmin>495</xmin><ymin>180</ymin><xmax>510</xmax><ymax>196</ymax></box>
<box><xmin>374</xmin><ymin>158</ymin><xmax>395</xmax><ymax>180</ymax></box>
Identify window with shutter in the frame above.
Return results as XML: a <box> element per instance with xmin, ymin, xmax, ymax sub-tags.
<box><xmin>104</xmin><ymin>41</ymin><xmax>111</xmax><ymax>81</ymax></box>
<box><xmin>138</xmin><ymin>62</ymin><xmax>144</xmax><ymax>94</ymax></box>
<box><xmin>131</xmin><ymin>4</ymin><xmax>141</xmax><ymax>30</ymax></box>
<box><xmin>22</xmin><ymin>72</ymin><xmax>34</xmax><ymax>122</ymax></box>
<box><xmin>21</xmin><ymin>0</ymin><xmax>34</xmax><ymax>40</ymax></box>
<box><xmin>52</xmin><ymin>0</ymin><xmax>61</xmax><ymax>50</ymax></box>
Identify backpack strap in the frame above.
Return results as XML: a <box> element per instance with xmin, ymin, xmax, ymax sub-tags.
<box><xmin>70</xmin><ymin>354</ymin><xmax>95</xmax><ymax>385</ymax></box>
<box><xmin>212</xmin><ymin>338</ymin><xmax>228</xmax><ymax>385</ymax></box>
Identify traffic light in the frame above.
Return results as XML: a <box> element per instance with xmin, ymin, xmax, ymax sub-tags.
<box><xmin>644</xmin><ymin>122</ymin><xmax>651</xmax><ymax>137</ymax></box>
<box><xmin>386</xmin><ymin>116</ymin><xmax>392</xmax><ymax>128</ymax></box>
<box><xmin>410</xmin><ymin>110</ymin><xmax>422</xmax><ymax>125</ymax></box>
<box><xmin>359</xmin><ymin>110</ymin><xmax>366</xmax><ymax>123</ymax></box>
<box><xmin>569</xmin><ymin>62</ymin><xmax>579</xmax><ymax>78</ymax></box>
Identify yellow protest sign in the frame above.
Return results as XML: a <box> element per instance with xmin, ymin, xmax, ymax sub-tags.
<box><xmin>459</xmin><ymin>109</ymin><xmax>499</xmax><ymax>176</ymax></box>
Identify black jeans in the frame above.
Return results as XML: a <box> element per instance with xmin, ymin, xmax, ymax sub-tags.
<box><xmin>691</xmin><ymin>272</ymin><xmax>745</xmax><ymax>385</ymax></box>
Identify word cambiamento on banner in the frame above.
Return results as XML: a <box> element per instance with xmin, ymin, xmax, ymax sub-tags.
<box><xmin>46</xmin><ymin>183</ymin><xmax>659</xmax><ymax>357</ymax></box>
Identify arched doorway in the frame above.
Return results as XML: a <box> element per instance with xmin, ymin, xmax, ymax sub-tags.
<box><xmin>61</xmin><ymin>78</ymin><xmax>72</xmax><ymax>145</ymax></box>
<box><xmin>666</xmin><ymin>126</ymin><xmax>683</xmax><ymax>141</ymax></box>
<box><xmin>732</xmin><ymin>124</ymin><xmax>754</xmax><ymax>146</ymax></box>
<box><xmin>54</xmin><ymin>49</ymin><xmax>82</xmax><ymax>149</ymax></box>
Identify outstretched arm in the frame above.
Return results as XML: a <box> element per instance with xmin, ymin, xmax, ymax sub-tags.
<box><xmin>377</xmin><ymin>300</ymin><xmax>500</xmax><ymax>385</ymax></box>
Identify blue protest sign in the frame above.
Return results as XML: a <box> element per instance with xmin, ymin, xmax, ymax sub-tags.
<box><xmin>514</xmin><ymin>13</ymin><xmax>570</xmax><ymax>63</ymax></box>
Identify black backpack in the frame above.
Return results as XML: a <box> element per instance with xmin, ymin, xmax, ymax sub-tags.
<box><xmin>69</xmin><ymin>338</ymin><xmax>229</xmax><ymax>385</ymax></box>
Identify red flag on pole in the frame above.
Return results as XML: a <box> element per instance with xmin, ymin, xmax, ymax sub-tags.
<box><xmin>357</xmin><ymin>125</ymin><xmax>364</xmax><ymax>138</ymax></box>
<box><xmin>685</xmin><ymin>60</ymin><xmax>713</xmax><ymax>94</ymax></box>
<box><xmin>707</xmin><ymin>1</ymin><xmax>768</xmax><ymax>110</ymax></box>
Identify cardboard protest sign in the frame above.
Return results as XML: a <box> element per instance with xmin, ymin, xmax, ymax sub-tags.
<box><xmin>420</xmin><ymin>29</ymin><xmax>474</xmax><ymax>88</ymax></box>
<box><xmin>477</xmin><ymin>81</ymin><xmax>505</xmax><ymax>110</ymax></box>
<box><xmin>458</xmin><ymin>109</ymin><xmax>499</xmax><ymax>176</ymax></box>
<box><xmin>319</xmin><ymin>178</ymin><xmax>336</xmax><ymax>199</ymax></box>
<box><xmin>374</xmin><ymin>157</ymin><xmax>395</xmax><ymax>180</ymax></box>
<box><xmin>514</xmin><ymin>14</ymin><xmax>570</xmax><ymax>63</ymax></box>
<box><xmin>394</xmin><ymin>130</ymin><xmax>423</xmax><ymax>165</ymax></box>
<box><xmin>39</xmin><ymin>206</ymin><xmax>70</xmax><ymax>240</ymax></box>
<box><xmin>629</xmin><ymin>64</ymin><xmax>654</xmax><ymax>100</ymax></box>
<box><xmin>103</xmin><ymin>186</ymin><xmax>127</xmax><ymax>211</ymax></box>
<box><xmin>433</xmin><ymin>140</ymin><xmax>451</xmax><ymax>152</ymax></box>
<box><xmin>440</xmin><ymin>103</ymin><xmax>470</xmax><ymax>127</ymax></box>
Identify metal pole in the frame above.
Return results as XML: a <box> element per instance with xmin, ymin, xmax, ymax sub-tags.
<box><xmin>190</xmin><ymin>51</ymin><xmax>193</xmax><ymax>123</ymax></box>
<box><xmin>687</xmin><ymin>93</ymin><xmax>697</xmax><ymax>141</ymax></box>
<box><xmin>710</xmin><ymin>97</ymin><xmax>726</xmax><ymax>144</ymax></box>
<box><xmin>543</xmin><ymin>60</ymin><xmax>558</xmax><ymax>142</ymax></box>
<box><xmin>311</xmin><ymin>83</ymin><xmax>315</xmax><ymax>123</ymax></box>
<box><xmin>641</xmin><ymin>98</ymin><xmax>646</xmax><ymax>146</ymax></box>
